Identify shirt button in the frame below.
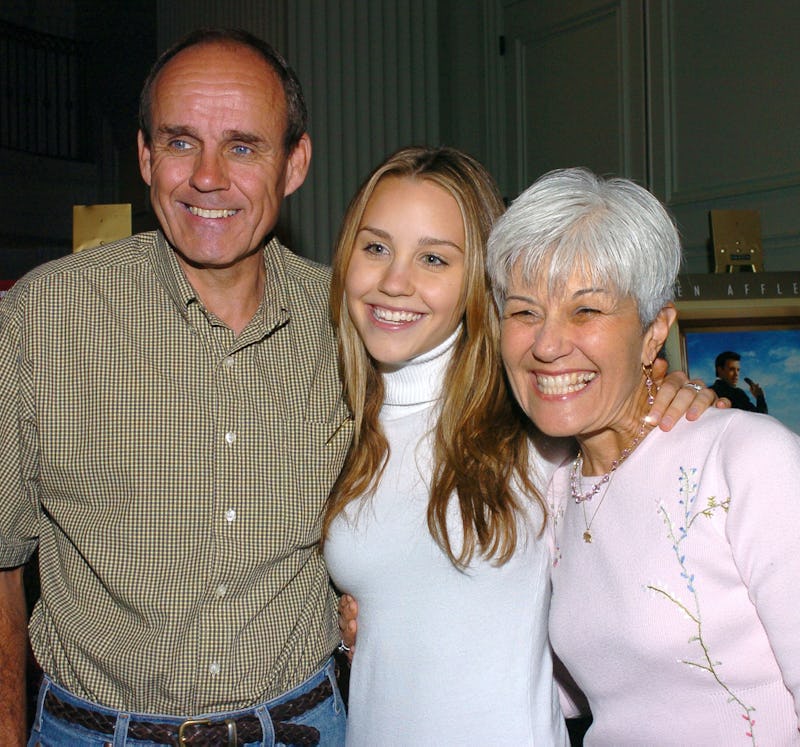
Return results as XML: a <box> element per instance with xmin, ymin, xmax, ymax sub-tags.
<box><xmin>215</xmin><ymin>584</ymin><xmax>227</xmax><ymax>598</ymax></box>
<box><xmin>209</xmin><ymin>662</ymin><xmax>221</xmax><ymax>676</ymax></box>
<box><xmin>225</xmin><ymin>431</ymin><xmax>237</xmax><ymax>445</ymax></box>
<box><xmin>225</xmin><ymin>508</ymin><xmax>236</xmax><ymax>523</ymax></box>
<box><xmin>223</xmin><ymin>356</ymin><xmax>235</xmax><ymax>368</ymax></box>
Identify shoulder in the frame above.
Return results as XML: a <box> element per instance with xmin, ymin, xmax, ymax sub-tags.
<box><xmin>674</xmin><ymin>406</ymin><xmax>789</xmax><ymax>434</ymax></box>
<box><xmin>2</xmin><ymin>233</ymin><xmax>157</xmax><ymax>310</ymax></box>
<box><xmin>264</xmin><ymin>241</ymin><xmax>334</xmax><ymax>331</ymax></box>
<box><xmin>7</xmin><ymin>233</ymin><xmax>154</xmax><ymax>288</ymax></box>
<box><xmin>664</xmin><ymin>407</ymin><xmax>800</xmax><ymax>463</ymax></box>
<box><xmin>711</xmin><ymin>379</ymin><xmax>756</xmax><ymax>407</ymax></box>
<box><xmin>268</xmin><ymin>240</ymin><xmax>332</xmax><ymax>296</ymax></box>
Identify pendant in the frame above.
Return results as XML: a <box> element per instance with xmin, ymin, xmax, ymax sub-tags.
<box><xmin>583</xmin><ymin>530</ymin><xmax>592</xmax><ymax>543</ymax></box>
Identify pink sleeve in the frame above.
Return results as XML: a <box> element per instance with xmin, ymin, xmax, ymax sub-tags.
<box><xmin>722</xmin><ymin>415</ymin><xmax>800</xmax><ymax>729</ymax></box>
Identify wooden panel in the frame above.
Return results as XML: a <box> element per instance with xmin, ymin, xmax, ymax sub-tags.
<box><xmin>286</xmin><ymin>0</ymin><xmax>441</xmax><ymax>262</ymax></box>
<box><xmin>502</xmin><ymin>0</ymin><xmax>646</xmax><ymax>197</ymax></box>
<box><xmin>664</xmin><ymin>2</ymin><xmax>800</xmax><ymax>200</ymax></box>
<box><xmin>648</xmin><ymin>0</ymin><xmax>800</xmax><ymax>272</ymax></box>
<box><xmin>156</xmin><ymin>0</ymin><xmax>287</xmax><ymax>51</ymax></box>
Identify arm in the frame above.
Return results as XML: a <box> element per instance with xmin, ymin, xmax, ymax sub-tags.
<box><xmin>746</xmin><ymin>379</ymin><xmax>768</xmax><ymax>414</ymax></box>
<box><xmin>337</xmin><ymin>594</ymin><xmax>358</xmax><ymax>663</ymax></box>
<box><xmin>647</xmin><ymin>359</ymin><xmax>729</xmax><ymax>431</ymax></box>
<box><xmin>0</xmin><ymin>566</ymin><xmax>28</xmax><ymax>746</ymax></box>
<box><xmin>0</xmin><ymin>291</ymin><xmax>36</xmax><ymax>744</ymax></box>
<box><xmin>554</xmin><ymin>654</ymin><xmax>589</xmax><ymax>719</ymax></box>
<box><xmin>724</xmin><ymin>418</ymin><xmax>800</xmax><ymax>726</ymax></box>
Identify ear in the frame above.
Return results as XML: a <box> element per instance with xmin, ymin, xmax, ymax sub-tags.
<box><xmin>642</xmin><ymin>302</ymin><xmax>677</xmax><ymax>364</ymax></box>
<box><xmin>137</xmin><ymin>130</ymin><xmax>153</xmax><ymax>187</ymax></box>
<box><xmin>283</xmin><ymin>133</ymin><xmax>312</xmax><ymax>197</ymax></box>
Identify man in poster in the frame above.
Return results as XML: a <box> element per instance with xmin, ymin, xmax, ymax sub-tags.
<box><xmin>712</xmin><ymin>350</ymin><xmax>768</xmax><ymax>413</ymax></box>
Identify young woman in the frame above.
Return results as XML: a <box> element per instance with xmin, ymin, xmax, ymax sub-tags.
<box><xmin>323</xmin><ymin>147</ymin><xmax>718</xmax><ymax>745</ymax></box>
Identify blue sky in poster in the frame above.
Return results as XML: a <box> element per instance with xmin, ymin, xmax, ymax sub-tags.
<box><xmin>685</xmin><ymin>328</ymin><xmax>800</xmax><ymax>434</ymax></box>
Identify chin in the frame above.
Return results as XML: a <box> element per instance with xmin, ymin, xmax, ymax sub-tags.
<box><xmin>522</xmin><ymin>406</ymin><xmax>581</xmax><ymax>438</ymax></box>
<box><xmin>532</xmin><ymin>423</ymin><xmax>578</xmax><ymax>439</ymax></box>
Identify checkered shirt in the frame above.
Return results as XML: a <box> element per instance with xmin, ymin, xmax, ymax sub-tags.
<box><xmin>0</xmin><ymin>231</ymin><xmax>353</xmax><ymax>714</ymax></box>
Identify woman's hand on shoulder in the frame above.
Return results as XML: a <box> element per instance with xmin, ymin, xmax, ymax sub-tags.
<box><xmin>648</xmin><ymin>359</ymin><xmax>730</xmax><ymax>431</ymax></box>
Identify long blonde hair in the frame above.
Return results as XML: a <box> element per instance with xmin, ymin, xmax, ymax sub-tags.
<box><xmin>323</xmin><ymin>146</ymin><xmax>543</xmax><ymax>567</ymax></box>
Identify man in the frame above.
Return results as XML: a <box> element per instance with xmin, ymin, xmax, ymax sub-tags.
<box><xmin>0</xmin><ymin>29</ymin><xmax>352</xmax><ymax>745</ymax></box>
<box><xmin>711</xmin><ymin>350</ymin><xmax>768</xmax><ymax>413</ymax></box>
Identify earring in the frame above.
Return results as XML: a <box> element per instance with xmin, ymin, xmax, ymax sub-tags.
<box><xmin>642</xmin><ymin>362</ymin><xmax>655</xmax><ymax>406</ymax></box>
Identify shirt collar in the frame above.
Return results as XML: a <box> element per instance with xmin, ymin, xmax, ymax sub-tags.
<box><xmin>148</xmin><ymin>230</ymin><xmax>291</xmax><ymax>337</ymax></box>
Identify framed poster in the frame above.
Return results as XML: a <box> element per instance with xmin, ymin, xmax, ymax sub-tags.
<box><xmin>665</xmin><ymin>273</ymin><xmax>800</xmax><ymax>433</ymax></box>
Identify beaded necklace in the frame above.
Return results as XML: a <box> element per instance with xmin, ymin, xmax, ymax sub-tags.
<box><xmin>569</xmin><ymin>417</ymin><xmax>648</xmax><ymax>504</ymax></box>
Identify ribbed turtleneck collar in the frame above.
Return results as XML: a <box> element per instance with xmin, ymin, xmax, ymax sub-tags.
<box><xmin>381</xmin><ymin>326</ymin><xmax>461</xmax><ymax>409</ymax></box>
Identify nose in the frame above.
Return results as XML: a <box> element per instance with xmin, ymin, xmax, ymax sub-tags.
<box><xmin>189</xmin><ymin>148</ymin><xmax>230</xmax><ymax>192</ymax></box>
<box><xmin>377</xmin><ymin>258</ymin><xmax>414</xmax><ymax>296</ymax></box>
<box><xmin>529</xmin><ymin>316</ymin><xmax>570</xmax><ymax>362</ymax></box>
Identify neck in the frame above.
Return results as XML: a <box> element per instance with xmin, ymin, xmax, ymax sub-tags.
<box><xmin>178</xmin><ymin>252</ymin><xmax>266</xmax><ymax>335</ymax></box>
<box><xmin>380</xmin><ymin>326</ymin><xmax>461</xmax><ymax>407</ymax></box>
<box><xmin>576</xmin><ymin>400</ymin><xmax>651</xmax><ymax>476</ymax></box>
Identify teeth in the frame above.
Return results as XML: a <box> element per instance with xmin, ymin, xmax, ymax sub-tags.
<box><xmin>372</xmin><ymin>306</ymin><xmax>423</xmax><ymax>323</ymax></box>
<box><xmin>536</xmin><ymin>372</ymin><xmax>597</xmax><ymax>395</ymax></box>
<box><xmin>188</xmin><ymin>206</ymin><xmax>237</xmax><ymax>218</ymax></box>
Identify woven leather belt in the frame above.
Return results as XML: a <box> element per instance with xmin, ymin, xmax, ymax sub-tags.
<box><xmin>43</xmin><ymin>678</ymin><xmax>333</xmax><ymax>746</ymax></box>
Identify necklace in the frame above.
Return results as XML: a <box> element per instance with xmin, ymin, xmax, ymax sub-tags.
<box><xmin>580</xmin><ymin>478</ymin><xmax>614</xmax><ymax>543</ymax></box>
<box><xmin>571</xmin><ymin>418</ymin><xmax>652</xmax><ymax>542</ymax></box>
<box><xmin>569</xmin><ymin>418</ymin><xmax>649</xmax><ymax>504</ymax></box>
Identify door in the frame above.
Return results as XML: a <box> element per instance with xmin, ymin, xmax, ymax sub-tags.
<box><xmin>501</xmin><ymin>0</ymin><xmax>647</xmax><ymax>197</ymax></box>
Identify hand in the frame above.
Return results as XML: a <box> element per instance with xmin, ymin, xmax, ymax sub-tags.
<box><xmin>647</xmin><ymin>360</ymin><xmax>729</xmax><ymax>432</ymax></box>
<box><xmin>337</xmin><ymin>594</ymin><xmax>359</xmax><ymax>663</ymax></box>
<box><xmin>747</xmin><ymin>380</ymin><xmax>765</xmax><ymax>398</ymax></box>
<box><xmin>0</xmin><ymin>567</ymin><xmax>28</xmax><ymax>747</ymax></box>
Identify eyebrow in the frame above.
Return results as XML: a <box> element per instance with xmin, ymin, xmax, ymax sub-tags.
<box><xmin>155</xmin><ymin>125</ymin><xmax>267</xmax><ymax>146</ymax></box>
<box><xmin>357</xmin><ymin>225</ymin><xmax>463</xmax><ymax>251</ymax></box>
<box><xmin>573</xmin><ymin>286</ymin><xmax>611</xmax><ymax>298</ymax></box>
<box><xmin>505</xmin><ymin>286</ymin><xmax>612</xmax><ymax>303</ymax></box>
<box><xmin>155</xmin><ymin>124</ymin><xmax>199</xmax><ymax>140</ymax></box>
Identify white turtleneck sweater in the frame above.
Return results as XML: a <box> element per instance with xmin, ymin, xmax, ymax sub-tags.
<box><xmin>324</xmin><ymin>331</ymin><xmax>568</xmax><ymax>746</ymax></box>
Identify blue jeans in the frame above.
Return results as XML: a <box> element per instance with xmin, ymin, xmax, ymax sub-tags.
<box><xmin>28</xmin><ymin>657</ymin><xmax>346</xmax><ymax>746</ymax></box>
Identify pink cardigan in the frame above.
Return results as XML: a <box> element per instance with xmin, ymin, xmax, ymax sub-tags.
<box><xmin>548</xmin><ymin>408</ymin><xmax>800</xmax><ymax>745</ymax></box>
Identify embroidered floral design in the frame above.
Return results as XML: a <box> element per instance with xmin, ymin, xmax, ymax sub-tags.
<box><xmin>549</xmin><ymin>490</ymin><xmax>565</xmax><ymax>567</ymax></box>
<box><xmin>646</xmin><ymin>467</ymin><xmax>756</xmax><ymax>744</ymax></box>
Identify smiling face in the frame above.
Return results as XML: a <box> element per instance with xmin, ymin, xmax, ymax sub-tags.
<box><xmin>137</xmin><ymin>41</ymin><xmax>310</xmax><ymax>273</ymax></box>
<box><xmin>500</xmin><ymin>264</ymin><xmax>674</xmax><ymax>445</ymax></box>
<box><xmin>344</xmin><ymin>176</ymin><xmax>466</xmax><ymax>368</ymax></box>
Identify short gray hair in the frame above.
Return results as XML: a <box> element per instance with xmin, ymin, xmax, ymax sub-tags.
<box><xmin>486</xmin><ymin>168</ymin><xmax>681</xmax><ymax>327</ymax></box>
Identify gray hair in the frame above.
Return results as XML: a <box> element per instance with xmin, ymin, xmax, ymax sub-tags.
<box><xmin>486</xmin><ymin>168</ymin><xmax>681</xmax><ymax>327</ymax></box>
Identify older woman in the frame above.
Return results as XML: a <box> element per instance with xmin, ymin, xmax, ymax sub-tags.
<box><xmin>487</xmin><ymin>168</ymin><xmax>800</xmax><ymax>744</ymax></box>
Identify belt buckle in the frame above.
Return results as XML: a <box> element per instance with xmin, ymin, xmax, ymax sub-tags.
<box><xmin>177</xmin><ymin>717</ymin><xmax>237</xmax><ymax>746</ymax></box>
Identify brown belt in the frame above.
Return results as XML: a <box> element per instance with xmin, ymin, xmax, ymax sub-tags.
<box><xmin>43</xmin><ymin>678</ymin><xmax>333</xmax><ymax>746</ymax></box>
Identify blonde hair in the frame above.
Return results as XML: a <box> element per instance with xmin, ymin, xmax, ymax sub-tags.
<box><xmin>323</xmin><ymin>146</ymin><xmax>543</xmax><ymax>567</ymax></box>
